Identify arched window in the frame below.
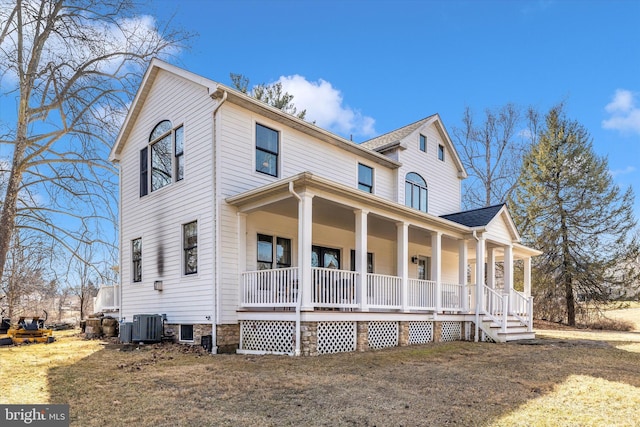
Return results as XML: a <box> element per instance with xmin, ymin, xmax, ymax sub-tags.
<box><xmin>150</xmin><ymin>120</ymin><xmax>173</xmax><ymax>192</ymax></box>
<box><xmin>140</xmin><ymin>120</ymin><xmax>184</xmax><ymax>196</ymax></box>
<box><xmin>405</xmin><ymin>172</ymin><xmax>428</xmax><ymax>212</ymax></box>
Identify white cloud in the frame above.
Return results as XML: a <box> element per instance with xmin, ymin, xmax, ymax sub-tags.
<box><xmin>0</xmin><ymin>2</ymin><xmax>174</xmax><ymax>86</ymax></box>
<box><xmin>602</xmin><ymin>89</ymin><xmax>640</xmax><ymax>135</ymax></box>
<box><xmin>610</xmin><ymin>166</ymin><xmax>636</xmax><ymax>177</ymax></box>
<box><xmin>276</xmin><ymin>75</ymin><xmax>376</xmax><ymax>139</ymax></box>
<box><xmin>518</xmin><ymin>128</ymin><xmax>534</xmax><ymax>141</ymax></box>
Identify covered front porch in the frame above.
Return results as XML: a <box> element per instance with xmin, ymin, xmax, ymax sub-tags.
<box><xmin>227</xmin><ymin>173</ymin><xmax>538</xmax><ymax>355</ymax></box>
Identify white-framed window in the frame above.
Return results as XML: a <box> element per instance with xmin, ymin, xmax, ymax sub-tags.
<box><xmin>256</xmin><ymin>123</ymin><xmax>279</xmax><ymax>177</ymax></box>
<box><xmin>405</xmin><ymin>172</ymin><xmax>428</xmax><ymax>212</ymax></box>
<box><xmin>180</xmin><ymin>324</ymin><xmax>194</xmax><ymax>341</ymax></box>
<box><xmin>140</xmin><ymin>120</ymin><xmax>184</xmax><ymax>196</ymax></box>
<box><xmin>350</xmin><ymin>250</ymin><xmax>374</xmax><ymax>273</ymax></box>
<box><xmin>419</xmin><ymin>134</ymin><xmax>427</xmax><ymax>152</ymax></box>
<box><xmin>132</xmin><ymin>238</ymin><xmax>142</xmax><ymax>283</ymax></box>
<box><xmin>358</xmin><ymin>163</ymin><xmax>373</xmax><ymax>193</ymax></box>
<box><xmin>438</xmin><ymin>144</ymin><xmax>445</xmax><ymax>161</ymax></box>
<box><xmin>183</xmin><ymin>221</ymin><xmax>198</xmax><ymax>275</ymax></box>
<box><xmin>257</xmin><ymin>234</ymin><xmax>291</xmax><ymax>270</ymax></box>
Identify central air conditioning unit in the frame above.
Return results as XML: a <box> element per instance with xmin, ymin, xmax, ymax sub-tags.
<box><xmin>119</xmin><ymin>322</ymin><xmax>133</xmax><ymax>343</ymax></box>
<box><xmin>132</xmin><ymin>314</ymin><xmax>163</xmax><ymax>343</ymax></box>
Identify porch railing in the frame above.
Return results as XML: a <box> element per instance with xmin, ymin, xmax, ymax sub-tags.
<box><xmin>367</xmin><ymin>273</ymin><xmax>402</xmax><ymax>309</ymax></box>
<box><xmin>511</xmin><ymin>290</ymin><xmax>534</xmax><ymax>332</ymax></box>
<box><xmin>239</xmin><ymin>269</ymin><xmax>530</xmax><ymax>325</ymax></box>
<box><xmin>407</xmin><ymin>279</ymin><xmax>436</xmax><ymax>310</ymax></box>
<box><xmin>312</xmin><ymin>268</ymin><xmax>358</xmax><ymax>308</ymax></box>
<box><xmin>241</xmin><ymin>267</ymin><xmax>299</xmax><ymax>307</ymax></box>
<box><xmin>483</xmin><ymin>286</ymin><xmax>508</xmax><ymax>333</ymax></box>
<box><xmin>441</xmin><ymin>282</ymin><xmax>466</xmax><ymax>312</ymax></box>
<box><xmin>94</xmin><ymin>284</ymin><xmax>120</xmax><ymax>313</ymax></box>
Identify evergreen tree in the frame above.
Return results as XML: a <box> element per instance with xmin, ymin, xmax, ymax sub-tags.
<box><xmin>511</xmin><ymin>106</ymin><xmax>639</xmax><ymax>326</ymax></box>
<box><xmin>230</xmin><ymin>73</ymin><xmax>307</xmax><ymax>119</ymax></box>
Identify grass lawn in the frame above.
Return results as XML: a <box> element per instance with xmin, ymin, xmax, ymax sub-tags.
<box><xmin>1</xmin><ymin>323</ymin><xmax>640</xmax><ymax>426</ymax></box>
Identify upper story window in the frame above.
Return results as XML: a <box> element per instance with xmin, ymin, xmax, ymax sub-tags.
<box><xmin>419</xmin><ymin>134</ymin><xmax>427</xmax><ymax>152</ymax></box>
<box><xmin>438</xmin><ymin>144</ymin><xmax>445</xmax><ymax>161</ymax></box>
<box><xmin>141</xmin><ymin>120</ymin><xmax>184</xmax><ymax>196</ymax></box>
<box><xmin>183</xmin><ymin>221</ymin><xmax>198</xmax><ymax>275</ymax></box>
<box><xmin>132</xmin><ymin>238</ymin><xmax>142</xmax><ymax>283</ymax></box>
<box><xmin>256</xmin><ymin>123</ymin><xmax>279</xmax><ymax>177</ymax></box>
<box><xmin>405</xmin><ymin>172</ymin><xmax>428</xmax><ymax>212</ymax></box>
<box><xmin>358</xmin><ymin>163</ymin><xmax>373</xmax><ymax>193</ymax></box>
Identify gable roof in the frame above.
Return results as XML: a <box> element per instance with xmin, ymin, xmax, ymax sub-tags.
<box><xmin>361</xmin><ymin>114</ymin><xmax>467</xmax><ymax>178</ymax></box>
<box><xmin>361</xmin><ymin>115</ymin><xmax>436</xmax><ymax>150</ymax></box>
<box><xmin>440</xmin><ymin>204</ymin><xmax>506</xmax><ymax>227</ymax></box>
<box><xmin>109</xmin><ymin>58</ymin><xmax>219</xmax><ymax>162</ymax></box>
<box><xmin>440</xmin><ymin>203</ymin><xmax>521</xmax><ymax>242</ymax></box>
<box><xmin>109</xmin><ymin>59</ymin><xmax>400</xmax><ymax>169</ymax></box>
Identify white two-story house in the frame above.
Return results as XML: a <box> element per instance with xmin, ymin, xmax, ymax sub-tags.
<box><xmin>109</xmin><ymin>59</ymin><xmax>540</xmax><ymax>356</ymax></box>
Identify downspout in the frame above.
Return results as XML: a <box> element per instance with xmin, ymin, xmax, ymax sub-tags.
<box><xmin>211</xmin><ymin>89</ymin><xmax>227</xmax><ymax>353</ymax></box>
<box><xmin>117</xmin><ymin>162</ymin><xmax>123</xmax><ymax>323</ymax></box>
<box><xmin>288</xmin><ymin>181</ymin><xmax>302</xmax><ymax>357</ymax></box>
<box><xmin>472</xmin><ymin>230</ymin><xmax>480</xmax><ymax>342</ymax></box>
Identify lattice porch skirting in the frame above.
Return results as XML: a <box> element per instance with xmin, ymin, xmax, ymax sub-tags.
<box><xmin>238</xmin><ymin>320</ymin><xmax>466</xmax><ymax>356</ymax></box>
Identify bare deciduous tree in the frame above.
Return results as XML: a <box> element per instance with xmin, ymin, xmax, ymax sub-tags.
<box><xmin>0</xmin><ymin>1</ymin><xmax>191</xmax><ymax>291</ymax></box>
<box><xmin>0</xmin><ymin>229</ymin><xmax>53</xmax><ymax>318</ymax></box>
<box><xmin>452</xmin><ymin>104</ymin><xmax>539</xmax><ymax>208</ymax></box>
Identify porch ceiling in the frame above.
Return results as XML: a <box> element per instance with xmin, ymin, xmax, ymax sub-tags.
<box><xmin>227</xmin><ymin>172</ymin><xmax>472</xmax><ymax>238</ymax></box>
<box><xmin>226</xmin><ymin>173</ymin><xmax>540</xmax><ymax>259</ymax></box>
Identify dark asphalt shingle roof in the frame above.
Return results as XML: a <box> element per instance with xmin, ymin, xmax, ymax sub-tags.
<box><xmin>360</xmin><ymin>115</ymin><xmax>436</xmax><ymax>150</ymax></box>
<box><xmin>440</xmin><ymin>204</ymin><xmax>505</xmax><ymax>227</ymax></box>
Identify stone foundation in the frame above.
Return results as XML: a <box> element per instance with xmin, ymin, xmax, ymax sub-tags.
<box><xmin>166</xmin><ymin>320</ymin><xmax>469</xmax><ymax>356</ymax></box>
<box><xmin>216</xmin><ymin>324</ymin><xmax>240</xmax><ymax>354</ymax></box>
<box><xmin>433</xmin><ymin>321</ymin><xmax>443</xmax><ymax>343</ymax></box>
<box><xmin>164</xmin><ymin>323</ymin><xmax>212</xmax><ymax>347</ymax></box>
<box><xmin>399</xmin><ymin>321</ymin><xmax>410</xmax><ymax>346</ymax></box>
<box><xmin>300</xmin><ymin>322</ymin><xmax>318</xmax><ymax>356</ymax></box>
<box><xmin>356</xmin><ymin>321</ymin><xmax>369</xmax><ymax>352</ymax></box>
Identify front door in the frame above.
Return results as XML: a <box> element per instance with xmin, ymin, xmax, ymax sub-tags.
<box><xmin>418</xmin><ymin>256</ymin><xmax>431</xmax><ymax>280</ymax></box>
<box><xmin>312</xmin><ymin>245</ymin><xmax>340</xmax><ymax>269</ymax></box>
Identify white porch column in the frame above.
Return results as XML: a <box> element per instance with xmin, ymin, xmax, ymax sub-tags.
<box><xmin>237</xmin><ymin>213</ymin><xmax>247</xmax><ymax>307</ymax></box>
<box><xmin>298</xmin><ymin>192</ymin><xmax>314</xmax><ymax>311</ymax></box>
<box><xmin>474</xmin><ymin>234</ymin><xmax>486</xmax><ymax>342</ymax></box>
<box><xmin>458</xmin><ymin>239</ymin><xmax>468</xmax><ymax>312</ymax></box>
<box><xmin>486</xmin><ymin>247</ymin><xmax>496</xmax><ymax>290</ymax></box>
<box><xmin>397</xmin><ymin>222</ymin><xmax>409</xmax><ymax>312</ymax></box>
<box><xmin>432</xmin><ymin>231</ymin><xmax>442</xmax><ymax>312</ymax></box>
<box><xmin>523</xmin><ymin>256</ymin><xmax>532</xmax><ymax>297</ymax></box>
<box><xmin>355</xmin><ymin>209</ymin><xmax>369</xmax><ymax>312</ymax></box>
<box><xmin>504</xmin><ymin>244</ymin><xmax>514</xmax><ymax>294</ymax></box>
<box><xmin>470</xmin><ymin>261</ymin><xmax>476</xmax><ymax>285</ymax></box>
<box><xmin>475</xmin><ymin>234</ymin><xmax>486</xmax><ymax>312</ymax></box>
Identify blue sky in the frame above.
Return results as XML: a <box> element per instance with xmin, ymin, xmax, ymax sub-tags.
<box><xmin>153</xmin><ymin>0</ymin><xmax>640</xmax><ymax>215</ymax></box>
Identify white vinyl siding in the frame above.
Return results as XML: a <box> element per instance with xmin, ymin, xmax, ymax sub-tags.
<box><xmin>119</xmin><ymin>70</ymin><xmax>215</xmax><ymax>324</ymax></box>
<box><xmin>216</xmin><ymin>105</ymin><xmax>398</xmax><ymax>323</ymax></box>
<box><xmin>396</xmin><ymin>122</ymin><xmax>462</xmax><ymax>215</ymax></box>
<box><xmin>218</xmin><ymin>103</ymin><xmax>395</xmax><ymax>200</ymax></box>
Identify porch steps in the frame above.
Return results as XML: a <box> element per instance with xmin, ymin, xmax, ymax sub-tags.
<box><xmin>480</xmin><ymin>315</ymin><xmax>535</xmax><ymax>343</ymax></box>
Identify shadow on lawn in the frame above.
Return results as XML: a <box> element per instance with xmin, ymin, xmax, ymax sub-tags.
<box><xmin>47</xmin><ymin>337</ymin><xmax>640</xmax><ymax>427</ymax></box>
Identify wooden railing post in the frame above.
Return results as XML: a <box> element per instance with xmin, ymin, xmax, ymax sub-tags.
<box><xmin>528</xmin><ymin>297</ymin><xmax>534</xmax><ymax>332</ymax></box>
<box><xmin>501</xmin><ymin>297</ymin><xmax>509</xmax><ymax>334</ymax></box>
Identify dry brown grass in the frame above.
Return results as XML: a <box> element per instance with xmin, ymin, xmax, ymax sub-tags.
<box><xmin>2</xmin><ymin>320</ymin><xmax>640</xmax><ymax>426</ymax></box>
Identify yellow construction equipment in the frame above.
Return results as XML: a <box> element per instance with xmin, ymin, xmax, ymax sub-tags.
<box><xmin>0</xmin><ymin>310</ymin><xmax>54</xmax><ymax>345</ymax></box>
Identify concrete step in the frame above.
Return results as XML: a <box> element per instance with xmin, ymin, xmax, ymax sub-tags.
<box><xmin>501</xmin><ymin>332</ymin><xmax>536</xmax><ymax>341</ymax></box>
